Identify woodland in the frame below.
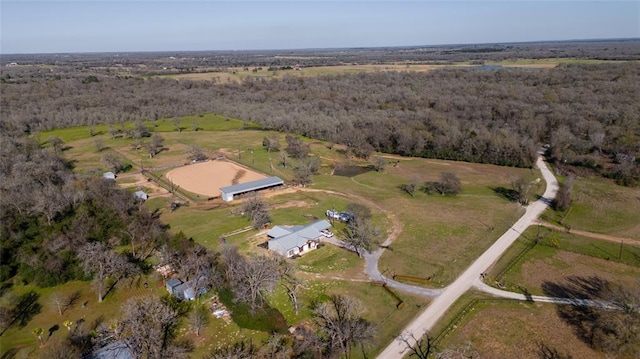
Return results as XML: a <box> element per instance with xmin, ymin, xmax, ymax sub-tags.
<box><xmin>1</xmin><ymin>41</ymin><xmax>639</xmax><ymax>357</ymax></box>
<box><xmin>2</xmin><ymin>41</ymin><xmax>640</xmax><ymax>185</ymax></box>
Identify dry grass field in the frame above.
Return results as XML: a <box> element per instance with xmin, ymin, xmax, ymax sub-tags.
<box><xmin>440</xmin><ymin>299</ymin><xmax>610</xmax><ymax>359</ymax></box>
<box><xmin>161</xmin><ymin>61</ymin><xmax>560</xmax><ymax>83</ymax></box>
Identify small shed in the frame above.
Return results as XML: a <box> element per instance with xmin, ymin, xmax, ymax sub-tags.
<box><xmin>220</xmin><ymin>176</ymin><xmax>284</xmax><ymax>202</ymax></box>
<box><xmin>166</xmin><ymin>278</ymin><xmax>183</xmax><ymax>295</ymax></box>
<box><xmin>134</xmin><ymin>190</ymin><xmax>148</xmax><ymax>201</ymax></box>
<box><xmin>103</xmin><ymin>172</ymin><xmax>116</xmax><ymax>180</ymax></box>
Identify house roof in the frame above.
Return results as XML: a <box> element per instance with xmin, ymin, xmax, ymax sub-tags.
<box><xmin>166</xmin><ymin>278</ymin><xmax>182</xmax><ymax>288</ymax></box>
<box><xmin>91</xmin><ymin>341</ymin><xmax>134</xmax><ymax>359</ymax></box>
<box><xmin>103</xmin><ymin>172</ymin><xmax>116</xmax><ymax>180</ymax></box>
<box><xmin>174</xmin><ymin>283</ymin><xmax>190</xmax><ymax>296</ymax></box>
<box><xmin>220</xmin><ymin>176</ymin><xmax>283</xmax><ymax>196</ymax></box>
<box><xmin>134</xmin><ymin>190</ymin><xmax>148</xmax><ymax>200</ymax></box>
<box><xmin>268</xmin><ymin>220</ymin><xmax>331</xmax><ymax>255</ymax></box>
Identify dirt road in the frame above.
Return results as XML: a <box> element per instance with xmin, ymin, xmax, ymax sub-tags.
<box><xmin>377</xmin><ymin>156</ymin><xmax>558</xmax><ymax>358</ymax></box>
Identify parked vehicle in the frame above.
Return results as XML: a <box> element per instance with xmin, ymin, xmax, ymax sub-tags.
<box><xmin>321</xmin><ymin>229</ymin><xmax>334</xmax><ymax>238</ymax></box>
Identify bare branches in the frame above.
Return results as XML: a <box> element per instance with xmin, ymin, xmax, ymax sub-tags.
<box><xmin>312</xmin><ymin>295</ymin><xmax>378</xmax><ymax>358</ymax></box>
<box><xmin>241</xmin><ymin>192</ymin><xmax>270</xmax><ymax>229</ymax></box>
<box><xmin>77</xmin><ymin>242</ymin><xmax>139</xmax><ymax>302</ymax></box>
<box><xmin>397</xmin><ymin>332</ymin><xmax>435</xmax><ymax>359</ymax></box>
<box><xmin>222</xmin><ymin>247</ymin><xmax>280</xmax><ymax>312</ymax></box>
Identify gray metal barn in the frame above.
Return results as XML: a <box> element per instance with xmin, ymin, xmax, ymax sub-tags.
<box><xmin>220</xmin><ymin>176</ymin><xmax>284</xmax><ymax>202</ymax></box>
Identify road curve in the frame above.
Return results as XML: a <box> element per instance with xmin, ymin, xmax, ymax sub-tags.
<box><xmin>376</xmin><ymin>156</ymin><xmax>558</xmax><ymax>359</ymax></box>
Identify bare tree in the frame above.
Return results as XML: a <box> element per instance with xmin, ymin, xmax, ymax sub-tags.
<box><xmin>285</xmin><ymin>135</ymin><xmax>310</xmax><ymax>159</ymax></box>
<box><xmin>94</xmin><ymin>138</ymin><xmax>106</xmax><ymax>152</ymax></box>
<box><xmin>263</xmin><ymin>135</ymin><xmax>281</xmax><ymax>153</ymax></box>
<box><xmin>424</xmin><ymin>172</ymin><xmax>461</xmax><ymax>196</ymax></box>
<box><xmin>312</xmin><ymin>295</ymin><xmax>378</xmax><ymax>359</ymax></box>
<box><xmin>187</xmin><ymin>145</ymin><xmax>207</xmax><ymax>162</ymax></box>
<box><xmin>371</xmin><ymin>155</ymin><xmax>387</xmax><ymax>172</ymax></box>
<box><xmin>278</xmin><ymin>259</ymin><xmax>302</xmax><ymax>315</ymax></box>
<box><xmin>47</xmin><ymin>136</ymin><xmax>65</xmax><ymax>153</ymax></box>
<box><xmin>189</xmin><ymin>305</ymin><xmax>209</xmax><ymax>337</ymax></box>
<box><xmin>223</xmin><ymin>247</ymin><xmax>280</xmax><ymax>312</ymax></box>
<box><xmin>511</xmin><ymin>176</ymin><xmax>533</xmax><ymax>205</ymax></box>
<box><xmin>176</xmin><ymin>244</ymin><xmax>220</xmax><ymax>298</ymax></box>
<box><xmin>77</xmin><ymin>242</ymin><xmax>138</xmax><ymax>302</ymax></box>
<box><xmin>278</xmin><ymin>151</ymin><xmax>289</xmax><ymax>169</ymax></box>
<box><xmin>343</xmin><ymin>216</ymin><xmax>380</xmax><ymax>257</ymax></box>
<box><xmin>258</xmin><ymin>333</ymin><xmax>293</xmax><ymax>359</ymax></box>
<box><xmin>241</xmin><ymin>192</ymin><xmax>270</xmax><ymax>229</ymax></box>
<box><xmin>49</xmin><ymin>291</ymin><xmax>68</xmax><ymax>316</ymax></box>
<box><xmin>553</xmin><ymin>175</ymin><xmax>575</xmax><ymax>211</ymax></box>
<box><xmin>401</xmin><ymin>175</ymin><xmax>421</xmax><ymax>197</ymax></box>
<box><xmin>146</xmin><ymin>134</ymin><xmax>164</xmax><ymax>158</ymax></box>
<box><xmin>102</xmin><ymin>152</ymin><xmax>125</xmax><ymax>173</ymax></box>
<box><xmin>397</xmin><ymin>332</ymin><xmax>436</xmax><ymax>359</ymax></box>
<box><xmin>172</xmin><ymin>117</ymin><xmax>182</xmax><ymax>133</ymax></box>
<box><xmin>107</xmin><ymin>296</ymin><xmax>187</xmax><ymax>359</ymax></box>
<box><xmin>124</xmin><ymin>208</ymin><xmax>167</xmax><ymax>260</ymax></box>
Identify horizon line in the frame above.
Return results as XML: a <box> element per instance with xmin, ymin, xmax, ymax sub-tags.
<box><xmin>2</xmin><ymin>37</ymin><xmax>639</xmax><ymax>57</ymax></box>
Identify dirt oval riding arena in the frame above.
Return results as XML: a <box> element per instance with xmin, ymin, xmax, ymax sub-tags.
<box><xmin>165</xmin><ymin>160</ymin><xmax>266</xmax><ymax>198</ymax></box>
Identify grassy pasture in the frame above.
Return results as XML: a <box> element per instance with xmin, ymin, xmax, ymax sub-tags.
<box><xmin>437</xmin><ymin>297</ymin><xmax>609</xmax><ymax>359</ymax></box>
<box><xmin>543</xmin><ymin>176</ymin><xmax>640</xmax><ymax>239</ymax></box>
<box><xmin>486</xmin><ymin>227</ymin><xmax>640</xmax><ymax>296</ymax></box>
<box><xmin>26</xmin><ymin>121</ymin><xmax>640</xmax><ymax>358</ymax></box>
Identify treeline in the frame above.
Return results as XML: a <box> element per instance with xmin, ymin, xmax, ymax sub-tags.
<box><xmin>2</xmin><ymin>40</ymin><xmax>639</xmax><ymax>74</ymax></box>
<box><xmin>2</xmin><ymin>62</ymin><xmax>639</xmax><ymax>183</ymax></box>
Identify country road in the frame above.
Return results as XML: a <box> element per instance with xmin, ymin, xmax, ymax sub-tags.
<box><xmin>376</xmin><ymin>156</ymin><xmax>559</xmax><ymax>359</ymax></box>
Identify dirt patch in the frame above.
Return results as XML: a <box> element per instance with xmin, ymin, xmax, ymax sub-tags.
<box><xmin>165</xmin><ymin>160</ymin><xmax>266</xmax><ymax>197</ymax></box>
<box><xmin>116</xmin><ymin>172</ymin><xmax>171</xmax><ymax>198</ymax></box>
<box><xmin>269</xmin><ymin>200</ymin><xmax>310</xmax><ymax>210</ymax></box>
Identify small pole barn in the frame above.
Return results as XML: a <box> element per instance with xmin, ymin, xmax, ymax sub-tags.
<box><xmin>220</xmin><ymin>176</ymin><xmax>284</xmax><ymax>202</ymax></box>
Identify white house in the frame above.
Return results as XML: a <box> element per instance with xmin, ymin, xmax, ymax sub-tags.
<box><xmin>267</xmin><ymin>220</ymin><xmax>331</xmax><ymax>258</ymax></box>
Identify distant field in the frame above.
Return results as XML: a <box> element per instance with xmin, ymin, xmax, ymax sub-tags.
<box><xmin>160</xmin><ymin>60</ymin><xmax>568</xmax><ymax>82</ymax></box>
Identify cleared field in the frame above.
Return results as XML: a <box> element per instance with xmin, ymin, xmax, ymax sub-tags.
<box><xmin>161</xmin><ymin>61</ymin><xmax>560</xmax><ymax>83</ymax></box>
<box><xmin>165</xmin><ymin>160</ymin><xmax>267</xmax><ymax>198</ymax></box>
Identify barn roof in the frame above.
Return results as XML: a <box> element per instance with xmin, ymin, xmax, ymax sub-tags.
<box><xmin>220</xmin><ymin>176</ymin><xmax>283</xmax><ymax>195</ymax></box>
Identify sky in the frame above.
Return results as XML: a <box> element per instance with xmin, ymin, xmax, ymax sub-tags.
<box><xmin>1</xmin><ymin>1</ymin><xmax>639</xmax><ymax>54</ymax></box>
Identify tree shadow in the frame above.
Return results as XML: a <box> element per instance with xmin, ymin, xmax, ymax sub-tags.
<box><xmin>536</xmin><ymin>341</ymin><xmax>573</xmax><ymax>359</ymax></box>
<box><xmin>0</xmin><ymin>291</ymin><xmax>41</xmax><ymax>336</ymax></box>
<box><xmin>491</xmin><ymin>186</ymin><xmax>519</xmax><ymax>202</ymax></box>
<box><xmin>48</xmin><ymin>324</ymin><xmax>60</xmax><ymax>339</ymax></box>
<box><xmin>0</xmin><ymin>348</ymin><xmax>18</xmax><ymax>359</ymax></box>
<box><xmin>542</xmin><ymin>277</ymin><xmax>604</xmax><ymax>346</ymax></box>
<box><xmin>67</xmin><ymin>291</ymin><xmax>82</xmax><ymax>309</ymax></box>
